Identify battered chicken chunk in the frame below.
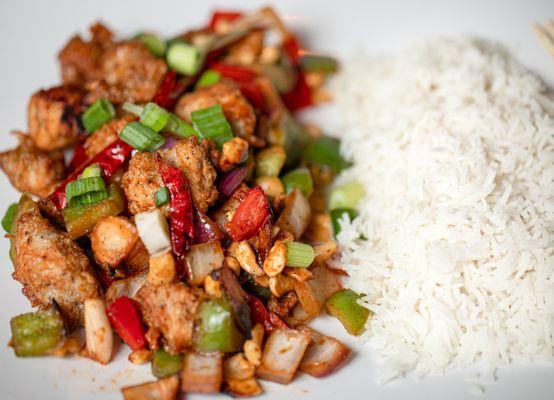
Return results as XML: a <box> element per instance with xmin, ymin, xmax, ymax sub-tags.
<box><xmin>0</xmin><ymin>133</ymin><xmax>65</xmax><ymax>197</ymax></box>
<box><xmin>175</xmin><ymin>81</ymin><xmax>256</xmax><ymax>140</ymax></box>
<box><xmin>83</xmin><ymin>114</ymin><xmax>135</xmax><ymax>158</ymax></box>
<box><xmin>121</xmin><ymin>152</ymin><xmax>165</xmax><ymax>215</ymax></box>
<box><xmin>87</xmin><ymin>41</ymin><xmax>167</xmax><ymax>104</ymax></box>
<box><xmin>28</xmin><ymin>85</ymin><xmax>84</xmax><ymax>151</ymax></box>
<box><xmin>136</xmin><ymin>283</ymin><xmax>202</xmax><ymax>354</ymax></box>
<box><xmin>161</xmin><ymin>136</ymin><xmax>218</xmax><ymax>212</ymax></box>
<box><xmin>11</xmin><ymin>196</ymin><xmax>100</xmax><ymax>328</ymax></box>
<box><xmin>58</xmin><ymin>22</ymin><xmax>113</xmax><ymax>86</ymax></box>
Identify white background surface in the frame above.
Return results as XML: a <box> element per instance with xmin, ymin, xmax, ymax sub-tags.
<box><xmin>0</xmin><ymin>0</ymin><xmax>553</xmax><ymax>399</ymax></box>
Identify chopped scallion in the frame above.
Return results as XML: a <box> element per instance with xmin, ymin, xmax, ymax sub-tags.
<box><xmin>154</xmin><ymin>186</ymin><xmax>170</xmax><ymax>207</ymax></box>
<box><xmin>70</xmin><ymin>190</ymin><xmax>109</xmax><ymax>207</ymax></box>
<box><xmin>119</xmin><ymin>121</ymin><xmax>166</xmax><ymax>152</ymax></box>
<box><xmin>196</xmin><ymin>69</ymin><xmax>221</xmax><ymax>88</ymax></box>
<box><xmin>81</xmin><ymin>98</ymin><xmax>115</xmax><ymax>133</ymax></box>
<box><xmin>285</xmin><ymin>241</ymin><xmax>315</xmax><ymax>268</ymax></box>
<box><xmin>191</xmin><ymin>105</ymin><xmax>233</xmax><ymax>148</ymax></box>
<box><xmin>281</xmin><ymin>167</ymin><xmax>314</xmax><ymax>198</ymax></box>
<box><xmin>330</xmin><ymin>208</ymin><xmax>358</xmax><ymax>237</ymax></box>
<box><xmin>137</xmin><ymin>33</ymin><xmax>167</xmax><ymax>57</ymax></box>
<box><xmin>123</xmin><ymin>102</ymin><xmax>144</xmax><ymax>116</ymax></box>
<box><xmin>81</xmin><ymin>164</ymin><xmax>101</xmax><ymax>178</ymax></box>
<box><xmin>140</xmin><ymin>102</ymin><xmax>170</xmax><ymax>132</ymax></box>
<box><xmin>165</xmin><ymin>114</ymin><xmax>196</xmax><ymax>138</ymax></box>
<box><xmin>166</xmin><ymin>41</ymin><xmax>203</xmax><ymax>76</ymax></box>
<box><xmin>328</xmin><ymin>181</ymin><xmax>365</xmax><ymax>210</ymax></box>
<box><xmin>65</xmin><ymin>177</ymin><xmax>107</xmax><ymax>206</ymax></box>
<box><xmin>304</xmin><ymin>135</ymin><xmax>350</xmax><ymax>173</ymax></box>
<box><xmin>2</xmin><ymin>203</ymin><xmax>18</xmax><ymax>233</ymax></box>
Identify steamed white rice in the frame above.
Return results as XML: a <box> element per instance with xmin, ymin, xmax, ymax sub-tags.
<box><xmin>330</xmin><ymin>37</ymin><xmax>554</xmax><ymax>383</ymax></box>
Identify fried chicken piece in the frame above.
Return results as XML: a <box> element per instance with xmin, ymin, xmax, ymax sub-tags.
<box><xmin>175</xmin><ymin>81</ymin><xmax>256</xmax><ymax>140</ymax></box>
<box><xmin>83</xmin><ymin>114</ymin><xmax>135</xmax><ymax>158</ymax></box>
<box><xmin>161</xmin><ymin>136</ymin><xmax>218</xmax><ymax>212</ymax></box>
<box><xmin>11</xmin><ymin>196</ymin><xmax>100</xmax><ymax>328</ymax></box>
<box><xmin>136</xmin><ymin>283</ymin><xmax>202</xmax><ymax>354</ymax></box>
<box><xmin>0</xmin><ymin>133</ymin><xmax>65</xmax><ymax>197</ymax></box>
<box><xmin>28</xmin><ymin>85</ymin><xmax>84</xmax><ymax>151</ymax></box>
<box><xmin>121</xmin><ymin>152</ymin><xmax>165</xmax><ymax>215</ymax></box>
<box><xmin>58</xmin><ymin>22</ymin><xmax>113</xmax><ymax>86</ymax></box>
<box><xmin>87</xmin><ymin>41</ymin><xmax>167</xmax><ymax>104</ymax></box>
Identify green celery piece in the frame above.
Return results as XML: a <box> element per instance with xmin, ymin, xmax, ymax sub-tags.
<box><xmin>325</xmin><ymin>289</ymin><xmax>370</xmax><ymax>336</ymax></box>
<box><xmin>2</xmin><ymin>203</ymin><xmax>19</xmax><ymax>233</ymax></box>
<box><xmin>328</xmin><ymin>181</ymin><xmax>365</xmax><ymax>210</ymax></box>
<box><xmin>304</xmin><ymin>135</ymin><xmax>350</xmax><ymax>173</ymax></box>
<box><xmin>152</xmin><ymin>349</ymin><xmax>183</xmax><ymax>378</ymax></box>
<box><xmin>255</xmin><ymin>146</ymin><xmax>286</xmax><ymax>177</ymax></box>
<box><xmin>281</xmin><ymin>167</ymin><xmax>314</xmax><ymax>198</ymax></box>
<box><xmin>10</xmin><ymin>308</ymin><xmax>64</xmax><ymax>357</ymax></box>
<box><xmin>194</xmin><ymin>298</ymin><xmax>243</xmax><ymax>352</ymax></box>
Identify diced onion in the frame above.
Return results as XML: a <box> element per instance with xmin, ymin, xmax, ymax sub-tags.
<box><xmin>135</xmin><ymin>209</ymin><xmax>171</xmax><ymax>256</ymax></box>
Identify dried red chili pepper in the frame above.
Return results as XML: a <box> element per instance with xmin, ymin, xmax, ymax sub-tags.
<box><xmin>50</xmin><ymin>139</ymin><xmax>133</xmax><ymax>210</ymax></box>
<box><xmin>208</xmin><ymin>11</ymin><xmax>243</xmax><ymax>31</ymax></box>
<box><xmin>226</xmin><ymin>186</ymin><xmax>271</xmax><ymax>242</ymax></box>
<box><xmin>248</xmin><ymin>295</ymin><xmax>287</xmax><ymax>331</ymax></box>
<box><xmin>282</xmin><ymin>71</ymin><xmax>313</xmax><ymax>112</ymax></box>
<box><xmin>67</xmin><ymin>140</ymin><xmax>88</xmax><ymax>172</ymax></box>
<box><xmin>152</xmin><ymin>70</ymin><xmax>187</xmax><ymax>109</ymax></box>
<box><xmin>209</xmin><ymin>62</ymin><xmax>257</xmax><ymax>82</ymax></box>
<box><xmin>282</xmin><ymin>34</ymin><xmax>302</xmax><ymax>65</ymax></box>
<box><xmin>156</xmin><ymin>155</ymin><xmax>195</xmax><ymax>259</ymax></box>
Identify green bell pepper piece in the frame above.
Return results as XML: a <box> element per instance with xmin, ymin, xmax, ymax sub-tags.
<box><xmin>325</xmin><ymin>289</ymin><xmax>370</xmax><ymax>336</ymax></box>
<box><xmin>10</xmin><ymin>308</ymin><xmax>64</xmax><ymax>357</ymax></box>
<box><xmin>152</xmin><ymin>349</ymin><xmax>183</xmax><ymax>378</ymax></box>
<box><xmin>194</xmin><ymin>298</ymin><xmax>243</xmax><ymax>353</ymax></box>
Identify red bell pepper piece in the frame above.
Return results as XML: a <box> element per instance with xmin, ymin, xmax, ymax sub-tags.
<box><xmin>50</xmin><ymin>139</ymin><xmax>134</xmax><ymax>210</ymax></box>
<box><xmin>209</xmin><ymin>11</ymin><xmax>243</xmax><ymax>31</ymax></box>
<box><xmin>67</xmin><ymin>140</ymin><xmax>88</xmax><ymax>172</ymax></box>
<box><xmin>106</xmin><ymin>296</ymin><xmax>147</xmax><ymax>351</ymax></box>
<box><xmin>281</xmin><ymin>71</ymin><xmax>313</xmax><ymax>112</ymax></box>
<box><xmin>282</xmin><ymin>34</ymin><xmax>302</xmax><ymax>65</ymax></box>
<box><xmin>248</xmin><ymin>295</ymin><xmax>288</xmax><ymax>331</ymax></box>
<box><xmin>226</xmin><ymin>186</ymin><xmax>271</xmax><ymax>242</ymax></box>
<box><xmin>209</xmin><ymin>63</ymin><xmax>257</xmax><ymax>82</ymax></box>
<box><xmin>152</xmin><ymin>70</ymin><xmax>187</xmax><ymax>109</ymax></box>
<box><xmin>156</xmin><ymin>155</ymin><xmax>195</xmax><ymax>259</ymax></box>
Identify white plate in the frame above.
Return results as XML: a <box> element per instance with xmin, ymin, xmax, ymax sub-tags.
<box><xmin>0</xmin><ymin>0</ymin><xmax>553</xmax><ymax>399</ymax></box>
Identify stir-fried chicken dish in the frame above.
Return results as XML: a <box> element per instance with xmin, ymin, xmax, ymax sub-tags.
<box><xmin>1</xmin><ymin>8</ymin><xmax>369</xmax><ymax>398</ymax></box>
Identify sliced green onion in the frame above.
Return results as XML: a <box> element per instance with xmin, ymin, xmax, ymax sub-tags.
<box><xmin>166</xmin><ymin>41</ymin><xmax>203</xmax><ymax>76</ymax></box>
<box><xmin>81</xmin><ymin>164</ymin><xmax>101</xmax><ymax>178</ymax></box>
<box><xmin>138</xmin><ymin>33</ymin><xmax>167</xmax><ymax>57</ymax></box>
<box><xmin>140</xmin><ymin>102</ymin><xmax>170</xmax><ymax>132</ymax></box>
<box><xmin>191</xmin><ymin>105</ymin><xmax>233</xmax><ymax>148</ymax></box>
<box><xmin>2</xmin><ymin>203</ymin><xmax>19</xmax><ymax>233</ymax></box>
<box><xmin>119</xmin><ymin>121</ymin><xmax>166</xmax><ymax>152</ymax></box>
<box><xmin>330</xmin><ymin>208</ymin><xmax>358</xmax><ymax>237</ymax></box>
<box><xmin>255</xmin><ymin>146</ymin><xmax>286</xmax><ymax>177</ymax></box>
<box><xmin>328</xmin><ymin>181</ymin><xmax>365</xmax><ymax>210</ymax></box>
<box><xmin>285</xmin><ymin>241</ymin><xmax>315</xmax><ymax>268</ymax></box>
<box><xmin>299</xmin><ymin>54</ymin><xmax>339</xmax><ymax>74</ymax></box>
<box><xmin>196</xmin><ymin>69</ymin><xmax>221</xmax><ymax>88</ymax></box>
<box><xmin>123</xmin><ymin>102</ymin><xmax>144</xmax><ymax>116</ymax></box>
<box><xmin>65</xmin><ymin>177</ymin><xmax>107</xmax><ymax>206</ymax></box>
<box><xmin>154</xmin><ymin>186</ymin><xmax>170</xmax><ymax>207</ymax></box>
<box><xmin>152</xmin><ymin>349</ymin><xmax>183</xmax><ymax>378</ymax></box>
<box><xmin>281</xmin><ymin>167</ymin><xmax>313</xmax><ymax>198</ymax></box>
<box><xmin>304</xmin><ymin>136</ymin><xmax>350</xmax><ymax>173</ymax></box>
<box><xmin>165</xmin><ymin>114</ymin><xmax>196</xmax><ymax>138</ymax></box>
<box><xmin>71</xmin><ymin>190</ymin><xmax>109</xmax><ymax>207</ymax></box>
<box><xmin>81</xmin><ymin>98</ymin><xmax>115</xmax><ymax>133</ymax></box>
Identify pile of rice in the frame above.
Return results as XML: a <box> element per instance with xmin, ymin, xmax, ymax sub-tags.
<box><xmin>330</xmin><ymin>37</ymin><xmax>554</xmax><ymax>383</ymax></box>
